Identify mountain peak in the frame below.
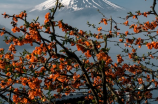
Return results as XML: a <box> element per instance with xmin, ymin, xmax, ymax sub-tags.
<box><xmin>29</xmin><ymin>0</ymin><xmax>125</xmax><ymax>12</ymax></box>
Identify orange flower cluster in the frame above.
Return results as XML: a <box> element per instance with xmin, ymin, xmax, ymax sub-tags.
<box><xmin>128</xmin><ymin>53</ymin><xmax>133</xmax><ymax>59</ymax></box>
<box><xmin>78</xmin><ymin>30</ymin><xmax>85</xmax><ymax>36</ymax></box>
<box><xmin>58</xmin><ymin>21</ymin><xmax>63</xmax><ymax>28</ymax></box>
<box><xmin>49</xmin><ymin>72</ymin><xmax>60</xmax><ymax>81</ymax></box>
<box><xmin>97</xmin><ymin>26</ymin><xmax>102</xmax><ymax>31</ymax></box>
<box><xmin>133</xmin><ymin>15</ymin><xmax>138</xmax><ymax>19</ymax></box>
<box><xmin>146</xmin><ymin>41</ymin><xmax>158</xmax><ymax>50</ymax></box>
<box><xmin>117</xmin><ymin>32</ymin><xmax>120</xmax><ymax>35</ymax></box>
<box><xmin>45</xmin><ymin>26</ymin><xmax>50</xmax><ymax>33</ymax></box>
<box><xmin>144</xmin><ymin>21</ymin><xmax>157</xmax><ymax>30</ymax></box>
<box><xmin>119</xmin><ymin>39</ymin><xmax>123</xmax><ymax>42</ymax></box>
<box><xmin>84</xmin><ymin>50</ymin><xmax>91</xmax><ymax>58</ymax></box>
<box><xmin>73</xmin><ymin>72</ymin><xmax>80</xmax><ymax>82</ymax></box>
<box><xmin>12</xmin><ymin>61</ymin><xmax>22</xmax><ymax>67</ymax></box>
<box><xmin>84</xmin><ymin>41</ymin><xmax>91</xmax><ymax>46</ymax></box>
<box><xmin>44</xmin><ymin>12</ymin><xmax>50</xmax><ymax>24</ymax></box>
<box><xmin>120</xmin><ymin>77</ymin><xmax>131</xmax><ymax>86</ymax></box>
<box><xmin>117</xmin><ymin>54</ymin><xmax>124</xmax><ymax>63</ymax></box>
<box><xmin>143</xmin><ymin>12</ymin><xmax>149</xmax><ymax>17</ymax></box>
<box><xmin>28</xmin><ymin>88</ymin><xmax>42</xmax><ymax>100</ymax></box>
<box><xmin>138</xmin><ymin>78</ymin><xmax>143</xmax><ymax>84</ymax></box>
<box><xmin>114</xmin><ymin>67</ymin><xmax>125</xmax><ymax>78</ymax></box>
<box><xmin>28</xmin><ymin>55</ymin><xmax>37</xmax><ymax>63</ymax></box>
<box><xmin>133</xmin><ymin>25</ymin><xmax>140</xmax><ymax>33</ymax></box>
<box><xmin>28</xmin><ymin>77</ymin><xmax>42</xmax><ymax>89</ymax></box>
<box><xmin>59</xmin><ymin>63</ymin><xmax>65</xmax><ymax>70</ymax></box>
<box><xmin>58</xmin><ymin>21</ymin><xmax>73</xmax><ymax>33</ymax></box>
<box><xmin>93</xmin><ymin>76</ymin><xmax>102</xmax><ymax>86</ymax></box>
<box><xmin>13</xmin><ymin>17</ymin><xmax>18</xmax><ymax>23</ymax></box>
<box><xmin>135</xmin><ymin>38</ymin><xmax>143</xmax><ymax>48</ymax></box>
<box><xmin>126</xmin><ymin>38</ymin><xmax>134</xmax><ymax>44</ymax></box>
<box><xmin>0</xmin><ymin>78</ymin><xmax>12</xmax><ymax>89</ymax></box>
<box><xmin>20</xmin><ymin>77</ymin><xmax>28</xmax><ymax>86</ymax></box>
<box><xmin>34</xmin><ymin>44</ymin><xmax>47</xmax><ymax>55</ymax></box>
<box><xmin>95</xmin><ymin>33</ymin><xmax>103</xmax><ymax>39</ymax></box>
<box><xmin>109</xmin><ymin>30</ymin><xmax>112</xmax><ymax>34</ymax></box>
<box><xmin>66</xmin><ymin>65</ymin><xmax>72</xmax><ymax>71</ymax></box>
<box><xmin>146</xmin><ymin>74</ymin><xmax>150</xmax><ymax>82</ymax></box>
<box><xmin>126</xmin><ymin>65</ymin><xmax>142</xmax><ymax>74</ymax></box>
<box><xmin>10</xmin><ymin>24</ymin><xmax>42</xmax><ymax>46</ymax></box>
<box><xmin>57</xmin><ymin>75</ymin><xmax>67</xmax><ymax>83</ymax></box>
<box><xmin>24</xmin><ymin>33</ymin><xmax>33</xmax><ymax>45</ymax></box>
<box><xmin>13</xmin><ymin>38</ymin><xmax>25</xmax><ymax>46</ymax></box>
<box><xmin>125</xmin><ymin>31</ymin><xmax>129</xmax><ymax>36</ymax></box>
<box><xmin>129</xmin><ymin>24</ymin><xmax>135</xmax><ymax>29</ymax></box>
<box><xmin>0</xmin><ymin>61</ymin><xmax>7</xmax><ymax>70</ymax></box>
<box><xmin>64</xmin><ymin>87</ymin><xmax>71</xmax><ymax>95</ymax></box>
<box><xmin>74</xmin><ymin>63</ymin><xmax>79</xmax><ymax>68</ymax></box>
<box><xmin>69</xmin><ymin>30</ymin><xmax>74</xmax><ymax>35</ymax></box>
<box><xmin>8</xmin><ymin>44</ymin><xmax>16</xmax><ymax>54</ymax></box>
<box><xmin>124</xmin><ymin>20</ymin><xmax>128</xmax><ymax>26</ymax></box>
<box><xmin>132</xmin><ymin>48</ymin><xmax>136</xmax><ymax>53</ymax></box>
<box><xmin>28</xmin><ymin>26</ymin><xmax>41</xmax><ymax>42</ymax></box>
<box><xmin>154</xmin><ymin>80</ymin><xmax>158</xmax><ymax>87</ymax></box>
<box><xmin>72</xmin><ymin>81</ymin><xmax>81</xmax><ymax>89</ymax></box>
<box><xmin>0</xmin><ymin>31</ymin><xmax>4</xmax><ymax>36</ymax></box>
<box><xmin>105</xmin><ymin>68</ymin><xmax>115</xmax><ymax>79</ymax></box>
<box><xmin>96</xmin><ymin>51</ymin><xmax>113</xmax><ymax>65</ymax></box>
<box><xmin>2</xmin><ymin>12</ymin><xmax>9</xmax><ymax>18</ymax></box>
<box><xmin>5</xmin><ymin>53</ymin><xmax>14</xmax><ymax>60</ymax></box>
<box><xmin>100</xmin><ymin>18</ymin><xmax>108</xmax><ymax>25</ymax></box>
<box><xmin>12</xmin><ymin>95</ymin><xmax>22</xmax><ymax>104</ymax></box>
<box><xmin>11</xmin><ymin>26</ymin><xmax>20</xmax><ymax>33</ymax></box>
<box><xmin>15</xmin><ymin>11</ymin><xmax>27</xmax><ymax>19</ymax></box>
<box><xmin>12</xmin><ymin>11</ymin><xmax>27</xmax><ymax>23</ymax></box>
<box><xmin>76</xmin><ymin>45</ymin><xmax>85</xmax><ymax>53</ymax></box>
<box><xmin>29</xmin><ymin>22</ymin><xmax>42</xmax><ymax>29</ymax></box>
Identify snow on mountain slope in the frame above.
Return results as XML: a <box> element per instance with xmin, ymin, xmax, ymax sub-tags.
<box><xmin>29</xmin><ymin>0</ymin><xmax>124</xmax><ymax>12</ymax></box>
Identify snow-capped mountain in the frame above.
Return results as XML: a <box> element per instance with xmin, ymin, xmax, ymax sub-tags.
<box><xmin>29</xmin><ymin>0</ymin><xmax>124</xmax><ymax>12</ymax></box>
